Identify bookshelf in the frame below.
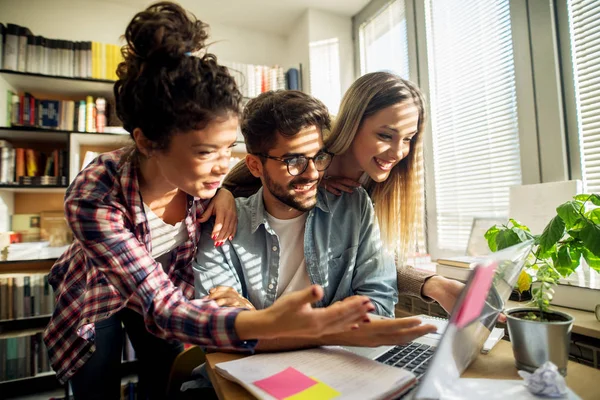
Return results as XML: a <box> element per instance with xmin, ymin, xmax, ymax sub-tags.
<box><xmin>0</xmin><ymin>69</ymin><xmax>127</xmax><ymax>394</ymax></box>
<box><xmin>0</xmin><ymin>69</ymin><xmax>114</xmax><ymax>98</ymax></box>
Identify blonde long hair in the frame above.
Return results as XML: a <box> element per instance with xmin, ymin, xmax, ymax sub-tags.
<box><xmin>325</xmin><ymin>72</ymin><xmax>426</xmax><ymax>262</ymax></box>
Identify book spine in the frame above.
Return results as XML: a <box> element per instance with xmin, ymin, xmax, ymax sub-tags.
<box><xmin>77</xmin><ymin>100</ymin><xmax>86</xmax><ymax>132</ymax></box>
<box><xmin>95</xmin><ymin>97</ymin><xmax>106</xmax><ymax>133</ymax></box>
<box><xmin>25</xmin><ymin>33</ymin><xmax>35</xmax><ymax>73</ymax></box>
<box><xmin>86</xmin><ymin>96</ymin><xmax>95</xmax><ymax>132</ymax></box>
<box><xmin>17</xmin><ymin>26</ymin><xmax>28</xmax><ymax>72</ymax></box>
<box><xmin>0</xmin><ymin>23</ymin><xmax>4</xmax><ymax>69</ymax></box>
<box><xmin>3</xmin><ymin>24</ymin><xmax>19</xmax><ymax>71</ymax></box>
<box><xmin>23</xmin><ymin>276</ymin><xmax>31</xmax><ymax>317</ymax></box>
<box><xmin>10</xmin><ymin>94</ymin><xmax>19</xmax><ymax>126</ymax></box>
<box><xmin>0</xmin><ymin>277</ymin><xmax>8</xmax><ymax>320</ymax></box>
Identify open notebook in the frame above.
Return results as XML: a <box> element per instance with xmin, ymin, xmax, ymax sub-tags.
<box><xmin>215</xmin><ymin>346</ymin><xmax>416</xmax><ymax>400</ymax></box>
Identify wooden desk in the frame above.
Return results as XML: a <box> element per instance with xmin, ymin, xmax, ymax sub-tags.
<box><xmin>206</xmin><ymin>340</ymin><xmax>600</xmax><ymax>400</ymax></box>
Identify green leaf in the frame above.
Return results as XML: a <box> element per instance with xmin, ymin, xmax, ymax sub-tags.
<box><xmin>554</xmin><ymin>246</ymin><xmax>576</xmax><ymax>277</ymax></box>
<box><xmin>538</xmin><ymin>216</ymin><xmax>565</xmax><ymax>254</ymax></box>
<box><xmin>587</xmin><ymin>208</ymin><xmax>600</xmax><ymax>225</ymax></box>
<box><xmin>556</xmin><ymin>201</ymin><xmax>583</xmax><ymax>229</ymax></box>
<box><xmin>495</xmin><ymin>229</ymin><xmax>522</xmax><ymax>250</ymax></box>
<box><xmin>556</xmin><ymin>246</ymin><xmax>572</xmax><ymax>268</ymax></box>
<box><xmin>484</xmin><ymin>225</ymin><xmax>500</xmax><ymax>252</ymax></box>
<box><xmin>509</xmin><ymin>219</ymin><xmax>531</xmax><ymax>232</ymax></box>
<box><xmin>513</xmin><ymin>227</ymin><xmax>533</xmax><ymax>242</ymax></box>
<box><xmin>574</xmin><ymin>194</ymin><xmax>600</xmax><ymax>205</ymax></box>
<box><xmin>580</xmin><ymin>220</ymin><xmax>600</xmax><ymax>257</ymax></box>
<box><xmin>568</xmin><ymin>246</ymin><xmax>583</xmax><ymax>268</ymax></box>
<box><xmin>582</xmin><ymin>248</ymin><xmax>600</xmax><ymax>273</ymax></box>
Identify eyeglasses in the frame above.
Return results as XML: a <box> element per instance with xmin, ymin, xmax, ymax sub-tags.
<box><xmin>255</xmin><ymin>151</ymin><xmax>334</xmax><ymax>176</ymax></box>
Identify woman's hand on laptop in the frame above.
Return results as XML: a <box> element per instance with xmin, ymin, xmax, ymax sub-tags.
<box><xmin>207</xmin><ymin>286</ymin><xmax>256</xmax><ymax>310</ymax></box>
<box><xmin>235</xmin><ymin>287</ymin><xmax>374</xmax><ymax>340</ymax></box>
<box><xmin>320</xmin><ymin>317</ymin><xmax>438</xmax><ymax>347</ymax></box>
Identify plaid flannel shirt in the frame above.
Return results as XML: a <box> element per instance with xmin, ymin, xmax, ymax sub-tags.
<box><xmin>43</xmin><ymin>148</ymin><xmax>255</xmax><ymax>384</ymax></box>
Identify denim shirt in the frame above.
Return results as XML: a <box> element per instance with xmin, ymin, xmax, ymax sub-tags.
<box><xmin>193</xmin><ymin>187</ymin><xmax>398</xmax><ymax>317</ymax></box>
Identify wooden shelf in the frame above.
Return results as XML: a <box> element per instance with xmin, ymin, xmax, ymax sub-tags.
<box><xmin>0</xmin><ymin>315</ymin><xmax>51</xmax><ymax>339</ymax></box>
<box><xmin>0</xmin><ymin>185</ymin><xmax>68</xmax><ymax>193</ymax></box>
<box><xmin>0</xmin><ymin>69</ymin><xmax>115</xmax><ymax>98</ymax></box>
<box><xmin>0</xmin><ymin>126</ymin><xmax>69</xmax><ymax>143</ymax></box>
<box><xmin>0</xmin><ymin>259</ymin><xmax>56</xmax><ymax>274</ymax></box>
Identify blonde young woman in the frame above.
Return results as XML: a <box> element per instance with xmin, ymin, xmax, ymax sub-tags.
<box><xmin>320</xmin><ymin>72</ymin><xmax>464</xmax><ymax>312</ymax></box>
<box><xmin>224</xmin><ymin>72</ymin><xmax>464</xmax><ymax>312</ymax></box>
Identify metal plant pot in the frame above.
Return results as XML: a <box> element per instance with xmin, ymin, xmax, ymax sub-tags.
<box><xmin>505</xmin><ymin>307</ymin><xmax>574</xmax><ymax>376</ymax></box>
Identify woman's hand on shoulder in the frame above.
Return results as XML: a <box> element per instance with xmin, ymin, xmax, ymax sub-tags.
<box><xmin>321</xmin><ymin>176</ymin><xmax>361</xmax><ymax>196</ymax></box>
<box><xmin>199</xmin><ymin>188</ymin><xmax>237</xmax><ymax>245</ymax></box>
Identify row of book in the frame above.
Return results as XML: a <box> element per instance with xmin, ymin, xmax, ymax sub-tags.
<box><xmin>7</xmin><ymin>91</ymin><xmax>117</xmax><ymax>133</ymax></box>
<box><xmin>0</xmin><ymin>141</ymin><xmax>68</xmax><ymax>185</ymax></box>
<box><xmin>0</xmin><ymin>333</ymin><xmax>51</xmax><ymax>382</ymax></box>
<box><xmin>0</xmin><ymin>274</ymin><xmax>55</xmax><ymax>320</ymax></box>
<box><xmin>0</xmin><ymin>23</ymin><xmax>121</xmax><ymax>80</ymax></box>
<box><xmin>222</xmin><ymin>62</ymin><xmax>292</xmax><ymax>99</ymax></box>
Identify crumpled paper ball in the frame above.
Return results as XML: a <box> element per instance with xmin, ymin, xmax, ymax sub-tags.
<box><xmin>518</xmin><ymin>361</ymin><xmax>568</xmax><ymax>398</ymax></box>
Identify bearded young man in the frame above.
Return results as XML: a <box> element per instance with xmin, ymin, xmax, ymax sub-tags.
<box><xmin>193</xmin><ymin>91</ymin><xmax>436</xmax><ymax>350</ymax></box>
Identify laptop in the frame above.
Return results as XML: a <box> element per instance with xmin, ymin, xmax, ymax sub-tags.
<box><xmin>344</xmin><ymin>240</ymin><xmax>533</xmax><ymax>399</ymax></box>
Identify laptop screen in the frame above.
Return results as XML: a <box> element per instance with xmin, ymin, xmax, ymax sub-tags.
<box><xmin>414</xmin><ymin>241</ymin><xmax>533</xmax><ymax>399</ymax></box>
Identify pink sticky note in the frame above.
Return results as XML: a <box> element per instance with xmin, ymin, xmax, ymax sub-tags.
<box><xmin>453</xmin><ymin>261</ymin><xmax>497</xmax><ymax>328</ymax></box>
<box><xmin>253</xmin><ymin>367</ymin><xmax>318</xmax><ymax>399</ymax></box>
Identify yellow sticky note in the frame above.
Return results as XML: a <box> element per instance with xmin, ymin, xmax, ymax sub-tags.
<box><xmin>285</xmin><ymin>378</ymin><xmax>340</xmax><ymax>400</ymax></box>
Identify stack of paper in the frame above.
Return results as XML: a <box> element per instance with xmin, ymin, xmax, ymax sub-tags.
<box><xmin>215</xmin><ymin>346</ymin><xmax>416</xmax><ymax>400</ymax></box>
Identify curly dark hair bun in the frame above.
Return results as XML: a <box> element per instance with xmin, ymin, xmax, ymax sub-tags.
<box><xmin>115</xmin><ymin>1</ymin><xmax>241</xmax><ymax>149</ymax></box>
<box><xmin>125</xmin><ymin>1</ymin><xmax>207</xmax><ymax>64</ymax></box>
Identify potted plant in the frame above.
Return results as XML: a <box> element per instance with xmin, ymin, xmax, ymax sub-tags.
<box><xmin>484</xmin><ymin>193</ymin><xmax>600</xmax><ymax>375</ymax></box>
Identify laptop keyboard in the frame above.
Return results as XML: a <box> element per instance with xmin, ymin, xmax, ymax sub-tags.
<box><xmin>375</xmin><ymin>343</ymin><xmax>434</xmax><ymax>381</ymax></box>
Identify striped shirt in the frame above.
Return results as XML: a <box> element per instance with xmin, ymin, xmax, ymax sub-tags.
<box><xmin>43</xmin><ymin>148</ymin><xmax>255</xmax><ymax>384</ymax></box>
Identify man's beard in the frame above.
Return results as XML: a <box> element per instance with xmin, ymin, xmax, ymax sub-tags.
<box><xmin>263</xmin><ymin>170</ymin><xmax>320</xmax><ymax>212</ymax></box>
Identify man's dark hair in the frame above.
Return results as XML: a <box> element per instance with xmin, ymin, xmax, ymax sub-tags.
<box><xmin>241</xmin><ymin>90</ymin><xmax>331</xmax><ymax>155</ymax></box>
<box><xmin>115</xmin><ymin>1</ymin><xmax>241</xmax><ymax>150</ymax></box>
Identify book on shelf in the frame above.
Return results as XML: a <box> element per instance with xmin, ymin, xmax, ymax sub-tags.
<box><xmin>2</xmin><ymin>146</ymin><xmax>68</xmax><ymax>186</ymax></box>
<box><xmin>0</xmin><ymin>333</ymin><xmax>52</xmax><ymax>382</ymax></box>
<box><xmin>0</xmin><ymin>273</ymin><xmax>55</xmax><ymax>320</ymax></box>
<box><xmin>1</xmin><ymin>22</ymin><xmax>120</xmax><ymax>80</ymax></box>
<box><xmin>6</xmin><ymin>90</ymin><xmax>119</xmax><ymax>133</ymax></box>
<box><xmin>221</xmin><ymin>62</ymin><xmax>297</xmax><ymax>99</ymax></box>
<box><xmin>215</xmin><ymin>346</ymin><xmax>416</xmax><ymax>400</ymax></box>
<box><xmin>436</xmin><ymin>256</ymin><xmax>483</xmax><ymax>269</ymax></box>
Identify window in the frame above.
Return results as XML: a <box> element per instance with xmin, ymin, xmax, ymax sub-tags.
<box><xmin>358</xmin><ymin>0</ymin><xmax>410</xmax><ymax>78</ymax></box>
<box><xmin>425</xmin><ymin>0</ymin><xmax>522</xmax><ymax>252</ymax></box>
<box><xmin>567</xmin><ymin>0</ymin><xmax>600</xmax><ymax>193</ymax></box>
<box><xmin>309</xmin><ymin>38</ymin><xmax>342</xmax><ymax>115</ymax></box>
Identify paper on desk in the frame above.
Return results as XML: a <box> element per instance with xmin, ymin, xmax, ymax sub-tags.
<box><xmin>436</xmin><ymin>378</ymin><xmax>581</xmax><ymax>400</ymax></box>
<box><xmin>215</xmin><ymin>346</ymin><xmax>415</xmax><ymax>400</ymax></box>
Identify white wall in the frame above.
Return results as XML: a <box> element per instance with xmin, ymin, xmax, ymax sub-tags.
<box><xmin>307</xmin><ymin>9</ymin><xmax>354</xmax><ymax>95</ymax></box>
<box><xmin>286</xmin><ymin>11</ymin><xmax>311</xmax><ymax>92</ymax></box>
<box><xmin>0</xmin><ymin>0</ymin><xmax>288</xmax><ymax>67</ymax></box>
